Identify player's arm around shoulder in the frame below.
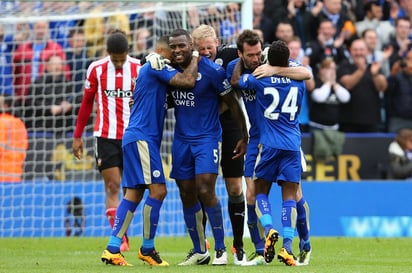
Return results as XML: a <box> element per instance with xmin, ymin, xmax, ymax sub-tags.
<box><xmin>253</xmin><ymin>63</ymin><xmax>312</xmax><ymax>80</ymax></box>
<box><xmin>169</xmin><ymin>51</ymin><xmax>199</xmax><ymax>89</ymax></box>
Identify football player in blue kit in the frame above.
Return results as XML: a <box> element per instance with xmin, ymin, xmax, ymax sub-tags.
<box><xmin>231</xmin><ymin>38</ymin><xmax>309</xmax><ymax>266</ymax></box>
<box><xmin>167</xmin><ymin>29</ymin><xmax>248</xmax><ymax>266</ymax></box>
<box><xmin>101</xmin><ymin>36</ymin><xmax>199</xmax><ymax>267</ymax></box>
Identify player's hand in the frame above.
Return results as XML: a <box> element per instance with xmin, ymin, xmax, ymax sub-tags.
<box><xmin>146</xmin><ymin>52</ymin><xmax>170</xmax><ymax>70</ymax></box>
<box><xmin>72</xmin><ymin>138</ymin><xmax>84</xmax><ymax>160</ymax></box>
<box><xmin>253</xmin><ymin>63</ymin><xmax>278</xmax><ymax>79</ymax></box>
<box><xmin>232</xmin><ymin>138</ymin><xmax>247</xmax><ymax>160</ymax></box>
<box><xmin>129</xmin><ymin>97</ymin><xmax>134</xmax><ymax>109</ymax></box>
<box><xmin>260</xmin><ymin>46</ymin><xmax>269</xmax><ymax>64</ymax></box>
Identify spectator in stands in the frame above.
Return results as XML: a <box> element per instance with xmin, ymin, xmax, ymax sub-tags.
<box><xmin>131</xmin><ymin>27</ymin><xmax>152</xmax><ymax>60</ymax></box>
<box><xmin>83</xmin><ymin>5</ymin><xmax>104</xmax><ymax>58</ymax></box>
<box><xmin>105</xmin><ymin>2</ymin><xmax>131</xmax><ymax>40</ymax></box>
<box><xmin>65</xmin><ymin>29</ymin><xmax>91</xmax><ymax>96</ymax></box>
<box><xmin>24</xmin><ymin>55</ymin><xmax>74</xmax><ymax>135</ymax></box>
<box><xmin>48</xmin><ymin>2</ymin><xmax>80</xmax><ymax>49</ymax></box>
<box><xmin>275</xmin><ymin>20</ymin><xmax>295</xmax><ymax>45</ymax></box>
<box><xmin>309</xmin><ymin>58</ymin><xmax>351</xmax><ymax>130</ymax></box>
<box><xmin>253</xmin><ymin>0</ymin><xmax>275</xmax><ymax>44</ymax></box>
<box><xmin>83</xmin><ymin>4</ymin><xmax>131</xmax><ymax>59</ymax></box>
<box><xmin>386</xmin><ymin>47</ymin><xmax>412</xmax><ymax>133</ymax></box>
<box><xmin>0</xmin><ymin>95</ymin><xmax>28</xmax><ymax>182</ymax></box>
<box><xmin>304</xmin><ymin>18</ymin><xmax>347</xmax><ymax>76</ymax></box>
<box><xmin>386</xmin><ymin>16</ymin><xmax>411</xmax><ymax>71</ymax></box>
<box><xmin>72</xmin><ymin>30</ymin><xmax>141</xmax><ymax>253</ymax></box>
<box><xmin>361</xmin><ymin>28</ymin><xmax>392</xmax><ymax>77</ymax></box>
<box><xmin>65</xmin><ymin>28</ymin><xmax>91</xmax><ymax>129</ymax></box>
<box><xmin>355</xmin><ymin>1</ymin><xmax>394</xmax><ymax>51</ymax></box>
<box><xmin>313</xmin><ymin>0</ymin><xmax>356</xmax><ymax>42</ymax></box>
<box><xmin>262</xmin><ymin>0</ymin><xmax>288</xmax><ymax>30</ymax></box>
<box><xmin>337</xmin><ymin>38</ymin><xmax>388</xmax><ymax>132</ymax></box>
<box><xmin>398</xmin><ymin>0</ymin><xmax>412</xmax><ymax>20</ymax></box>
<box><xmin>388</xmin><ymin>128</ymin><xmax>412</xmax><ymax>179</ymax></box>
<box><xmin>12</xmin><ymin>23</ymin><xmax>31</xmax><ymax>45</ymax></box>
<box><xmin>0</xmin><ymin>24</ymin><xmax>14</xmax><ymax>96</ymax></box>
<box><xmin>13</xmin><ymin>20</ymin><xmax>70</xmax><ymax>105</ymax></box>
<box><xmin>287</xmin><ymin>0</ymin><xmax>321</xmax><ymax>47</ymax></box>
<box><xmin>219</xmin><ymin>2</ymin><xmax>241</xmax><ymax>45</ymax></box>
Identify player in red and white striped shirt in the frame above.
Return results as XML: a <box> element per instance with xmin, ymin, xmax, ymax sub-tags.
<box><xmin>72</xmin><ymin>30</ymin><xmax>141</xmax><ymax>252</ymax></box>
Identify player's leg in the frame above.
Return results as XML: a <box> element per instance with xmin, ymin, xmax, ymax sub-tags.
<box><xmin>277</xmin><ymin>181</ymin><xmax>299</xmax><ymax>266</ymax></box>
<box><xmin>296</xmin><ymin>148</ymin><xmax>311</xmax><ymax>266</ymax></box>
<box><xmin>96</xmin><ymin>137</ymin><xmax>129</xmax><ymax>252</ymax></box>
<box><xmin>171</xmin><ymin>140</ymin><xmax>210</xmax><ymax>266</ymax></box>
<box><xmin>276</xmin><ymin>150</ymin><xmax>302</xmax><ymax>266</ymax></box>
<box><xmin>196</xmin><ymin>172</ymin><xmax>227</xmax><ymax>265</ymax></box>
<box><xmin>136</xmin><ymin>140</ymin><xmax>169</xmax><ymax>266</ymax></box>
<box><xmin>224</xmin><ymin>177</ymin><xmax>246</xmax><ymax>265</ymax></box>
<box><xmin>242</xmin><ymin>141</ymin><xmax>266</xmax><ymax>266</ymax></box>
<box><xmin>220</xmin><ymin>110</ymin><xmax>246</xmax><ymax>265</ymax></box>
<box><xmin>195</xmin><ymin>141</ymin><xmax>227</xmax><ymax>266</ymax></box>
<box><xmin>102</xmin><ymin>188</ymin><xmax>144</xmax><ymax>266</ymax></box>
<box><xmin>296</xmin><ymin>185</ymin><xmax>312</xmax><ymax>266</ymax></box>
<box><xmin>176</xmin><ymin>179</ymin><xmax>210</xmax><ymax>266</ymax></box>
<box><xmin>241</xmin><ymin>176</ymin><xmax>266</xmax><ymax>266</ymax></box>
<box><xmin>101</xmin><ymin>141</ymin><xmax>147</xmax><ymax>266</ymax></box>
<box><xmin>254</xmin><ymin>146</ymin><xmax>280</xmax><ymax>264</ymax></box>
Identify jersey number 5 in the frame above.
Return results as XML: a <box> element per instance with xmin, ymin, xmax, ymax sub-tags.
<box><xmin>263</xmin><ymin>86</ymin><xmax>299</xmax><ymax>121</ymax></box>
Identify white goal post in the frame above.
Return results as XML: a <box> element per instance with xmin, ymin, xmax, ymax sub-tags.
<box><xmin>0</xmin><ymin>1</ymin><xmax>253</xmax><ymax>238</ymax></box>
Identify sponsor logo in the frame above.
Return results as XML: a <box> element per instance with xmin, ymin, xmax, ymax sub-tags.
<box><xmin>104</xmin><ymin>89</ymin><xmax>133</xmax><ymax>98</ymax></box>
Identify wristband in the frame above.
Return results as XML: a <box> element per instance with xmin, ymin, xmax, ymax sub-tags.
<box><xmin>192</xmin><ymin>50</ymin><xmax>199</xmax><ymax>58</ymax></box>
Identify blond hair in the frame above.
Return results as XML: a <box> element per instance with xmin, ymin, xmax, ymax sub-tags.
<box><xmin>191</xmin><ymin>24</ymin><xmax>217</xmax><ymax>42</ymax></box>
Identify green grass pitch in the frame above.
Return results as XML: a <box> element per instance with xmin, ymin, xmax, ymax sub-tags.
<box><xmin>1</xmin><ymin>237</ymin><xmax>412</xmax><ymax>273</ymax></box>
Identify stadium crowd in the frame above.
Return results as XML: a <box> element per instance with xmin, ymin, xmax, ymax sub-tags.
<box><xmin>1</xmin><ymin>0</ymin><xmax>411</xmax><ymax>135</ymax></box>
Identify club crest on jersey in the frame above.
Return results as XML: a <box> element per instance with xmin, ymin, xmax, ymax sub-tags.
<box><xmin>84</xmin><ymin>79</ymin><xmax>91</xmax><ymax>89</ymax></box>
<box><xmin>215</xmin><ymin>58</ymin><xmax>223</xmax><ymax>66</ymax></box>
<box><xmin>153</xmin><ymin>170</ymin><xmax>161</xmax><ymax>178</ymax></box>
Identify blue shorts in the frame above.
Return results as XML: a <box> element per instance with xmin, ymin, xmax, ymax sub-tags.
<box><xmin>254</xmin><ymin>145</ymin><xmax>302</xmax><ymax>184</ymax></box>
<box><xmin>122</xmin><ymin>141</ymin><xmax>165</xmax><ymax>188</ymax></box>
<box><xmin>170</xmin><ymin>138</ymin><xmax>220</xmax><ymax>180</ymax></box>
<box><xmin>244</xmin><ymin>138</ymin><xmax>260</xmax><ymax>178</ymax></box>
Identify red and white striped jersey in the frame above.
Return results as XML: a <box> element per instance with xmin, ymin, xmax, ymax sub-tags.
<box><xmin>75</xmin><ymin>55</ymin><xmax>141</xmax><ymax>140</ymax></box>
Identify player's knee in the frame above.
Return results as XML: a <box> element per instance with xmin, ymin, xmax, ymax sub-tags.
<box><xmin>150</xmin><ymin>185</ymin><xmax>167</xmax><ymax>200</ymax></box>
<box><xmin>105</xmin><ymin>180</ymin><xmax>120</xmax><ymax>195</ymax></box>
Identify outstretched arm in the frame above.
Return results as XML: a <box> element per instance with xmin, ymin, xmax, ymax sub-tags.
<box><xmin>253</xmin><ymin>63</ymin><xmax>312</xmax><ymax>80</ymax></box>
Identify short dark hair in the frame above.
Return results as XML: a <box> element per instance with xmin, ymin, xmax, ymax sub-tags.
<box><xmin>268</xmin><ymin>40</ymin><xmax>289</xmax><ymax>67</ymax></box>
<box><xmin>157</xmin><ymin>35</ymin><xmax>169</xmax><ymax>47</ymax></box>
<box><xmin>236</xmin><ymin>29</ymin><xmax>262</xmax><ymax>53</ymax></box>
<box><xmin>169</xmin><ymin>29</ymin><xmax>191</xmax><ymax>41</ymax></box>
<box><xmin>106</xmin><ymin>29</ymin><xmax>129</xmax><ymax>54</ymax></box>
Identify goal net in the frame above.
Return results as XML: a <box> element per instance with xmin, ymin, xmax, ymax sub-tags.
<box><xmin>0</xmin><ymin>1</ymin><xmax>252</xmax><ymax>237</ymax></box>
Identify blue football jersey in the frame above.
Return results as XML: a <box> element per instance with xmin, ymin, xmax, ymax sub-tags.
<box><xmin>170</xmin><ymin>57</ymin><xmax>232</xmax><ymax>142</ymax></box>
<box><xmin>122</xmin><ymin>63</ymin><xmax>178</xmax><ymax>147</ymax></box>
<box><xmin>238</xmin><ymin>73</ymin><xmax>305</xmax><ymax>151</ymax></box>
